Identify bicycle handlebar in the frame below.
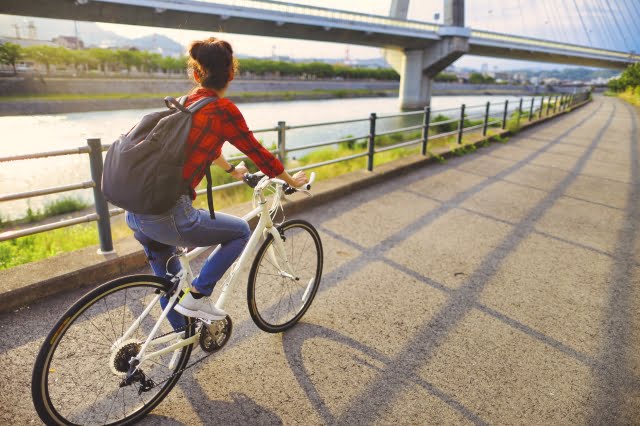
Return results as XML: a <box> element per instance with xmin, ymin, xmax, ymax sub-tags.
<box><xmin>243</xmin><ymin>171</ymin><xmax>315</xmax><ymax>193</ymax></box>
<box><xmin>238</xmin><ymin>161</ymin><xmax>315</xmax><ymax>193</ymax></box>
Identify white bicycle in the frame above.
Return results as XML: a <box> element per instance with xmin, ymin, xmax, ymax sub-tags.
<box><xmin>32</xmin><ymin>170</ymin><xmax>323</xmax><ymax>425</ymax></box>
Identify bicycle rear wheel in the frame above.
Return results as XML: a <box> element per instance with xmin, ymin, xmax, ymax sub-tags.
<box><xmin>32</xmin><ymin>275</ymin><xmax>194</xmax><ymax>425</ymax></box>
<box><xmin>248</xmin><ymin>219</ymin><xmax>323</xmax><ymax>333</ymax></box>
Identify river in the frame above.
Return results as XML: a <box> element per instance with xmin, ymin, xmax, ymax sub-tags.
<box><xmin>0</xmin><ymin>95</ymin><xmax>531</xmax><ymax>219</ymax></box>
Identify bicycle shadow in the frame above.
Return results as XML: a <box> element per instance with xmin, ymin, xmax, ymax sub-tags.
<box><xmin>172</xmin><ymin>370</ymin><xmax>283</xmax><ymax>426</ymax></box>
<box><xmin>281</xmin><ymin>322</ymin><xmax>486</xmax><ymax>425</ymax></box>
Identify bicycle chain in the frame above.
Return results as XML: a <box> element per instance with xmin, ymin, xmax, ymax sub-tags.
<box><xmin>135</xmin><ymin>320</ymin><xmax>215</xmax><ymax>391</ymax></box>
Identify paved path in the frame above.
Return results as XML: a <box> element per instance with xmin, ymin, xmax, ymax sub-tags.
<box><xmin>1</xmin><ymin>97</ymin><xmax>638</xmax><ymax>425</ymax></box>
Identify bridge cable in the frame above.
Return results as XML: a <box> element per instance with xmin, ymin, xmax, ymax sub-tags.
<box><xmin>515</xmin><ymin>0</ymin><xmax>526</xmax><ymax>36</ymax></box>
<box><xmin>571</xmin><ymin>0</ymin><xmax>594</xmax><ymax>46</ymax></box>
<box><xmin>595</xmin><ymin>0</ymin><xmax>625</xmax><ymax>51</ymax></box>
<box><xmin>615</xmin><ymin>0</ymin><xmax>636</xmax><ymax>50</ymax></box>
<box><xmin>619</xmin><ymin>0</ymin><xmax>640</xmax><ymax>52</ymax></box>
<box><xmin>589</xmin><ymin>0</ymin><xmax>618</xmax><ymax>50</ymax></box>
<box><xmin>556</xmin><ymin>0</ymin><xmax>578</xmax><ymax>45</ymax></box>
<box><xmin>603</xmin><ymin>0</ymin><xmax>632</xmax><ymax>52</ymax></box>
<box><xmin>539</xmin><ymin>0</ymin><xmax>562</xmax><ymax>42</ymax></box>
<box><xmin>542</xmin><ymin>0</ymin><xmax>570</xmax><ymax>43</ymax></box>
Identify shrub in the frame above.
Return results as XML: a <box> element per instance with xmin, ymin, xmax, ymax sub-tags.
<box><xmin>43</xmin><ymin>197</ymin><xmax>89</xmax><ymax>217</ymax></box>
<box><xmin>430</xmin><ymin>114</ymin><xmax>457</xmax><ymax>134</ymax></box>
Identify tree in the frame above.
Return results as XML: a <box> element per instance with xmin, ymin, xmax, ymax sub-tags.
<box><xmin>22</xmin><ymin>45</ymin><xmax>65</xmax><ymax>75</ymax></box>
<box><xmin>434</xmin><ymin>72</ymin><xmax>458</xmax><ymax>82</ymax></box>
<box><xmin>0</xmin><ymin>42</ymin><xmax>22</xmax><ymax>75</ymax></box>
<box><xmin>87</xmin><ymin>48</ymin><xmax>118</xmax><ymax>74</ymax></box>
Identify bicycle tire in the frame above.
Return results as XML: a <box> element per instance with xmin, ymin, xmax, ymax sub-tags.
<box><xmin>248</xmin><ymin>219</ymin><xmax>323</xmax><ymax>333</ymax></box>
<box><xmin>32</xmin><ymin>275</ymin><xmax>194</xmax><ymax>425</ymax></box>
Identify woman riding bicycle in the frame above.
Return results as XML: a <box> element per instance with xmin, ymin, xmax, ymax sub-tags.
<box><xmin>125</xmin><ymin>37</ymin><xmax>308</xmax><ymax>328</ymax></box>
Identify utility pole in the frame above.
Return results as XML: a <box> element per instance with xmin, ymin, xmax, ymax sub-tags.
<box><xmin>74</xmin><ymin>21</ymin><xmax>79</xmax><ymax>49</ymax></box>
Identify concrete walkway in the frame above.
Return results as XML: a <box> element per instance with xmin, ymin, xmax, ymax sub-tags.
<box><xmin>1</xmin><ymin>97</ymin><xmax>638</xmax><ymax>425</ymax></box>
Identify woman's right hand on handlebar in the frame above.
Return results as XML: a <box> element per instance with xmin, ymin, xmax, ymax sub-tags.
<box><xmin>289</xmin><ymin>171</ymin><xmax>308</xmax><ymax>188</ymax></box>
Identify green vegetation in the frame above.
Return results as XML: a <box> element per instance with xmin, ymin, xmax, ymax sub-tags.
<box><xmin>468</xmin><ymin>72</ymin><xmax>496</xmax><ymax>84</ymax></box>
<box><xmin>434</xmin><ymin>72</ymin><xmax>458</xmax><ymax>83</ymax></box>
<box><xmin>607</xmin><ymin>63</ymin><xmax>640</xmax><ymax>106</ymax></box>
<box><xmin>608</xmin><ymin>63</ymin><xmax>640</xmax><ymax>93</ymax></box>
<box><xmin>3</xmin><ymin>197</ymin><xmax>89</xmax><ymax>227</ymax></box>
<box><xmin>0</xmin><ymin>42</ymin><xmax>22</xmax><ymax>74</ymax></box>
<box><xmin>0</xmin><ymin>223</ymin><xmax>131</xmax><ymax>270</ymax></box>
<box><xmin>237</xmin><ymin>58</ymin><xmax>398</xmax><ymax>80</ymax></box>
<box><xmin>1</xmin><ymin>42</ymin><xmax>398</xmax><ymax>80</ymax></box>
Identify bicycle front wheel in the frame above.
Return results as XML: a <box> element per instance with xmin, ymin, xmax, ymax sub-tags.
<box><xmin>248</xmin><ymin>219</ymin><xmax>323</xmax><ymax>333</ymax></box>
<box><xmin>32</xmin><ymin>275</ymin><xmax>194</xmax><ymax>425</ymax></box>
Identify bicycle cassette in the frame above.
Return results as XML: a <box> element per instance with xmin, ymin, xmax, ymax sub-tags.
<box><xmin>109</xmin><ymin>339</ymin><xmax>142</xmax><ymax>375</ymax></box>
<box><xmin>199</xmin><ymin>316</ymin><xmax>232</xmax><ymax>352</ymax></box>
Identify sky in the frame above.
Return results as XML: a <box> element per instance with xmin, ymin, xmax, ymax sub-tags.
<box><xmin>3</xmin><ymin>0</ymin><xmax>639</xmax><ymax>70</ymax></box>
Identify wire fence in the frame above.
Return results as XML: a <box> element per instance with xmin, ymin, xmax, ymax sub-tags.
<box><xmin>0</xmin><ymin>92</ymin><xmax>590</xmax><ymax>251</ymax></box>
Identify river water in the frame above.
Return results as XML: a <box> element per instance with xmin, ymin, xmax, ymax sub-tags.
<box><xmin>0</xmin><ymin>95</ymin><xmax>530</xmax><ymax>219</ymax></box>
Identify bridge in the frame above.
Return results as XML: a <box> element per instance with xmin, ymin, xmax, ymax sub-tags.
<box><xmin>1</xmin><ymin>96</ymin><xmax>638</xmax><ymax>424</ymax></box>
<box><xmin>1</xmin><ymin>0</ymin><xmax>638</xmax><ymax>108</ymax></box>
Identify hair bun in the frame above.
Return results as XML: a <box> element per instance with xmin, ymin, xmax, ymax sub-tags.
<box><xmin>189</xmin><ymin>41</ymin><xmax>204</xmax><ymax>60</ymax></box>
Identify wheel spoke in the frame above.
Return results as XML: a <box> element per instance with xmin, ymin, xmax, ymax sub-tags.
<box><xmin>34</xmin><ymin>278</ymin><xmax>192</xmax><ymax>425</ymax></box>
<box><xmin>249</xmin><ymin>221</ymin><xmax>322</xmax><ymax>332</ymax></box>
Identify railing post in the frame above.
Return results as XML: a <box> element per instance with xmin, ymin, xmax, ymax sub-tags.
<box><xmin>457</xmin><ymin>103</ymin><xmax>465</xmax><ymax>144</ymax></box>
<box><xmin>367</xmin><ymin>113</ymin><xmax>376</xmax><ymax>171</ymax></box>
<box><xmin>87</xmin><ymin>138</ymin><xmax>114</xmax><ymax>254</ymax></box>
<box><xmin>539</xmin><ymin>96</ymin><xmax>544</xmax><ymax>119</ymax></box>
<box><xmin>421</xmin><ymin>106</ymin><xmax>431</xmax><ymax>156</ymax></box>
<box><xmin>555</xmin><ymin>96</ymin><xmax>560</xmax><ymax>113</ymax></box>
<box><xmin>502</xmin><ymin>100</ymin><xmax>509</xmax><ymax>130</ymax></box>
<box><xmin>546</xmin><ymin>96</ymin><xmax>552</xmax><ymax>116</ymax></box>
<box><xmin>277</xmin><ymin>121</ymin><xmax>286</xmax><ymax>164</ymax></box>
<box><xmin>482</xmin><ymin>101</ymin><xmax>490</xmax><ymax>136</ymax></box>
<box><xmin>517</xmin><ymin>98</ymin><xmax>523</xmax><ymax>126</ymax></box>
<box><xmin>529</xmin><ymin>97</ymin><xmax>534</xmax><ymax>122</ymax></box>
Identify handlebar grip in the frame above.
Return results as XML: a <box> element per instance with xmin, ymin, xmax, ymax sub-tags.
<box><xmin>243</xmin><ymin>173</ymin><xmax>262</xmax><ymax>188</ymax></box>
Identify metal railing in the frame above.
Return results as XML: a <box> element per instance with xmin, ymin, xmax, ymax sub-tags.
<box><xmin>0</xmin><ymin>92</ymin><xmax>589</xmax><ymax>251</ymax></box>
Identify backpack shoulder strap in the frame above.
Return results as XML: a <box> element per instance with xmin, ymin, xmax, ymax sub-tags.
<box><xmin>187</xmin><ymin>96</ymin><xmax>218</xmax><ymax>113</ymax></box>
<box><xmin>164</xmin><ymin>96</ymin><xmax>189</xmax><ymax>112</ymax></box>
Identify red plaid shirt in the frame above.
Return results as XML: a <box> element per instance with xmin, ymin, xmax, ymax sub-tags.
<box><xmin>182</xmin><ymin>88</ymin><xmax>284</xmax><ymax>199</ymax></box>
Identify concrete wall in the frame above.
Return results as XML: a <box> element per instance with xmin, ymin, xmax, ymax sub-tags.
<box><xmin>0</xmin><ymin>76</ymin><xmax>583</xmax><ymax>97</ymax></box>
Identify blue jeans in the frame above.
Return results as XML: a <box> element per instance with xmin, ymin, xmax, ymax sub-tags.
<box><xmin>126</xmin><ymin>195</ymin><xmax>251</xmax><ymax>329</ymax></box>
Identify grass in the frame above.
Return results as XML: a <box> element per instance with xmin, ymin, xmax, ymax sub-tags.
<box><xmin>618</xmin><ymin>86</ymin><xmax>640</xmax><ymax>107</ymax></box>
<box><xmin>4</xmin><ymin>196</ymin><xmax>89</xmax><ymax>226</ymax></box>
<box><xmin>0</xmin><ymin>223</ymin><xmax>131</xmax><ymax>270</ymax></box>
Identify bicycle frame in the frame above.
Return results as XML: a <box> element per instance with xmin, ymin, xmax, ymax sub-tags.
<box><xmin>111</xmin><ymin>176</ymin><xmax>301</xmax><ymax>369</ymax></box>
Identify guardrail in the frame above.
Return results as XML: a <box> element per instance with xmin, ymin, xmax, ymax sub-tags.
<box><xmin>0</xmin><ymin>92</ymin><xmax>588</xmax><ymax>252</ymax></box>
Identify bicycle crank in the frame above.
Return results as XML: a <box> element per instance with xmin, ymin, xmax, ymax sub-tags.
<box><xmin>199</xmin><ymin>315</ymin><xmax>233</xmax><ymax>352</ymax></box>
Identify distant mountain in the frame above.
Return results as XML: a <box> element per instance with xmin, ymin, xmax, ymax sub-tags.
<box><xmin>0</xmin><ymin>14</ymin><xmax>186</xmax><ymax>56</ymax></box>
<box><xmin>129</xmin><ymin>34</ymin><xmax>185</xmax><ymax>56</ymax></box>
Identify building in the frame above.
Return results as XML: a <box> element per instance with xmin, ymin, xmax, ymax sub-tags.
<box><xmin>52</xmin><ymin>36</ymin><xmax>84</xmax><ymax>49</ymax></box>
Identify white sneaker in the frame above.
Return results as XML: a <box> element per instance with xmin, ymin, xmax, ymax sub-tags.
<box><xmin>174</xmin><ymin>290</ymin><xmax>227</xmax><ymax>321</ymax></box>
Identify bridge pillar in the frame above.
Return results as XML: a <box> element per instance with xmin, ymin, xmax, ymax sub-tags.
<box><xmin>387</xmin><ymin>0</ymin><xmax>469</xmax><ymax>110</ymax></box>
<box><xmin>393</xmin><ymin>34</ymin><xmax>469</xmax><ymax>110</ymax></box>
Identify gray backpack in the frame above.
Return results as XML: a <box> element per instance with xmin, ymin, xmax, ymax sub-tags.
<box><xmin>102</xmin><ymin>96</ymin><xmax>218</xmax><ymax>218</ymax></box>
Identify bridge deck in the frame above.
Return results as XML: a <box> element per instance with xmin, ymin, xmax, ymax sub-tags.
<box><xmin>1</xmin><ymin>97</ymin><xmax>638</xmax><ymax>424</ymax></box>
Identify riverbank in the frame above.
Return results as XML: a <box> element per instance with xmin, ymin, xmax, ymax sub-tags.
<box><xmin>0</xmin><ymin>75</ymin><xmax>576</xmax><ymax>115</ymax></box>
<box><xmin>0</xmin><ymin>88</ymin><xmax>397</xmax><ymax>116</ymax></box>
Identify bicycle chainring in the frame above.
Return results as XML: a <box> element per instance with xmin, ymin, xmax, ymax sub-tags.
<box><xmin>199</xmin><ymin>316</ymin><xmax>233</xmax><ymax>353</ymax></box>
